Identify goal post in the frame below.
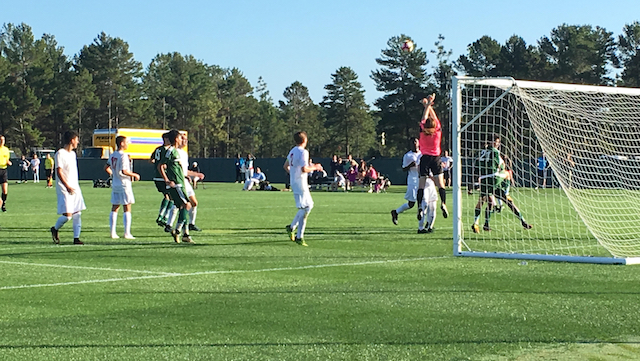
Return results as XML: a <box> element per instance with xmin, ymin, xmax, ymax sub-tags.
<box><xmin>451</xmin><ymin>76</ymin><xmax>640</xmax><ymax>265</ymax></box>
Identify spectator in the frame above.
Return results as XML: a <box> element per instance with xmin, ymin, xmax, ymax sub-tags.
<box><xmin>441</xmin><ymin>150</ymin><xmax>453</xmax><ymax>187</ymax></box>
<box><xmin>331</xmin><ymin>169</ymin><xmax>346</xmax><ymax>191</ymax></box>
<box><xmin>345</xmin><ymin>166</ymin><xmax>357</xmax><ymax>191</ymax></box>
<box><xmin>18</xmin><ymin>155</ymin><xmax>30</xmax><ymax>183</ymax></box>
<box><xmin>365</xmin><ymin>164</ymin><xmax>379</xmax><ymax>189</ymax></box>
<box><xmin>188</xmin><ymin>161</ymin><xmax>203</xmax><ymax>189</ymax></box>
<box><xmin>245</xmin><ymin>154</ymin><xmax>255</xmax><ymax>181</ymax></box>
<box><xmin>31</xmin><ymin>154</ymin><xmax>41</xmax><ymax>183</ymax></box>
<box><xmin>243</xmin><ymin>166</ymin><xmax>266</xmax><ymax>191</ymax></box>
<box><xmin>329</xmin><ymin>155</ymin><xmax>340</xmax><ymax>177</ymax></box>
<box><xmin>536</xmin><ymin>152</ymin><xmax>549</xmax><ymax>189</ymax></box>
<box><xmin>235</xmin><ymin>154</ymin><xmax>245</xmax><ymax>183</ymax></box>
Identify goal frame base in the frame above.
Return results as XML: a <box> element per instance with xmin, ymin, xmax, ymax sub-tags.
<box><xmin>456</xmin><ymin>251</ymin><xmax>640</xmax><ymax>265</ymax></box>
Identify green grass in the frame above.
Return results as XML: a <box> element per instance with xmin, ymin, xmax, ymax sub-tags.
<box><xmin>0</xmin><ymin>181</ymin><xmax>639</xmax><ymax>360</ymax></box>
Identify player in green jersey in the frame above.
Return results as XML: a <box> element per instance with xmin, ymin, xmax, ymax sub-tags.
<box><xmin>151</xmin><ymin>132</ymin><xmax>173</xmax><ymax>231</ymax></box>
<box><xmin>158</xmin><ymin>130</ymin><xmax>194</xmax><ymax>244</ymax></box>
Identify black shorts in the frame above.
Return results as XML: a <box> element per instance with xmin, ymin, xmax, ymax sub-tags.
<box><xmin>419</xmin><ymin>155</ymin><xmax>443</xmax><ymax>177</ymax></box>
<box><xmin>46</xmin><ymin>169</ymin><xmax>53</xmax><ymax>178</ymax></box>
<box><xmin>154</xmin><ymin>180</ymin><xmax>169</xmax><ymax>194</ymax></box>
<box><xmin>0</xmin><ymin>168</ymin><xmax>7</xmax><ymax>184</ymax></box>
<box><xmin>443</xmin><ymin>169</ymin><xmax>451</xmax><ymax>181</ymax></box>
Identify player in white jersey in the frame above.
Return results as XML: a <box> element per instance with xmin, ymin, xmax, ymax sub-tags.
<box><xmin>283</xmin><ymin>131</ymin><xmax>323</xmax><ymax>246</ymax></box>
<box><xmin>174</xmin><ymin>134</ymin><xmax>203</xmax><ymax>232</ymax></box>
<box><xmin>105</xmin><ymin>136</ymin><xmax>140</xmax><ymax>239</ymax></box>
<box><xmin>418</xmin><ymin>177</ymin><xmax>438</xmax><ymax>233</ymax></box>
<box><xmin>50</xmin><ymin>131</ymin><xmax>86</xmax><ymax>245</ymax></box>
<box><xmin>391</xmin><ymin>137</ymin><xmax>421</xmax><ymax>225</ymax></box>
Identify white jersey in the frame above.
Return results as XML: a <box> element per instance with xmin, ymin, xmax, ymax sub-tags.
<box><xmin>55</xmin><ymin>148</ymin><xmax>86</xmax><ymax>214</ymax></box>
<box><xmin>423</xmin><ymin>178</ymin><xmax>438</xmax><ymax>203</ymax></box>
<box><xmin>402</xmin><ymin>151</ymin><xmax>421</xmax><ymax>181</ymax></box>
<box><xmin>55</xmin><ymin>148</ymin><xmax>80</xmax><ymax>190</ymax></box>
<box><xmin>177</xmin><ymin>148</ymin><xmax>189</xmax><ymax>179</ymax></box>
<box><xmin>287</xmin><ymin>146</ymin><xmax>310</xmax><ymax>195</ymax></box>
<box><xmin>403</xmin><ymin>151</ymin><xmax>421</xmax><ymax>202</ymax></box>
<box><xmin>107</xmin><ymin>150</ymin><xmax>132</xmax><ymax>192</ymax></box>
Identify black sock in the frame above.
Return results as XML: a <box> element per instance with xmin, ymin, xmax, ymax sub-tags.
<box><xmin>1</xmin><ymin>193</ymin><xmax>6</xmax><ymax>203</ymax></box>
<box><xmin>417</xmin><ymin>189</ymin><xmax>424</xmax><ymax>207</ymax></box>
<box><xmin>438</xmin><ymin>187</ymin><xmax>446</xmax><ymax>204</ymax></box>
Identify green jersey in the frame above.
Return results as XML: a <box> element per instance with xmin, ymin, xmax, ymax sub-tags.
<box><xmin>151</xmin><ymin>145</ymin><xmax>166</xmax><ymax>179</ymax></box>
<box><xmin>160</xmin><ymin>146</ymin><xmax>185</xmax><ymax>187</ymax></box>
<box><xmin>477</xmin><ymin>146</ymin><xmax>500</xmax><ymax>176</ymax></box>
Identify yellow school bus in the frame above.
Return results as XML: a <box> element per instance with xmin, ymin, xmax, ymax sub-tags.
<box><xmin>85</xmin><ymin>128</ymin><xmax>188</xmax><ymax>159</ymax></box>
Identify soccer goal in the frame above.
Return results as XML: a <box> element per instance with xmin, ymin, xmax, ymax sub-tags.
<box><xmin>451</xmin><ymin>76</ymin><xmax>640</xmax><ymax>264</ymax></box>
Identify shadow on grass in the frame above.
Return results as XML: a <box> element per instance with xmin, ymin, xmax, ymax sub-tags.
<box><xmin>0</xmin><ymin>340</ymin><xmax>639</xmax><ymax>349</ymax></box>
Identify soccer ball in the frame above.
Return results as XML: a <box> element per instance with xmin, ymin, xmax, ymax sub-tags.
<box><xmin>401</xmin><ymin>39</ymin><xmax>414</xmax><ymax>52</ymax></box>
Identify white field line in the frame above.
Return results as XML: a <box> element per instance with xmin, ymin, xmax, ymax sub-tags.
<box><xmin>0</xmin><ymin>256</ymin><xmax>450</xmax><ymax>291</ymax></box>
<box><xmin>0</xmin><ymin>260</ymin><xmax>179</xmax><ymax>275</ymax></box>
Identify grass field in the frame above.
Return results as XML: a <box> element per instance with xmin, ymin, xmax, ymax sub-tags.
<box><xmin>1</xmin><ymin>181</ymin><xmax>639</xmax><ymax>360</ymax></box>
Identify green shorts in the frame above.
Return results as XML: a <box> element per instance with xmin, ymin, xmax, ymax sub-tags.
<box><xmin>155</xmin><ymin>180</ymin><xmax>169</xmax><ymax>194</ymax></box>
<box><xmin>167</xmin><ymin>184</ymin><xmax>189</xmax><ymax>207</ymax></box>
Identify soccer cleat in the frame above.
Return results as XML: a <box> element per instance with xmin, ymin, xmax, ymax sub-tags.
<box><xmin>73</xmin><ymin>238</ymin><xmax>84</xmax><ymax>245</ymax></box>
<box><xmin>124</xmin><ymin>234</ymin><xmax>136</xmax><ymax>240</ymax></box>
<box><xmin>391</xmin><ymin>210</ymin><xmax>398</xmax><ymax>225</ymax></box>
<box><xmin>51</xmin><ymin>227</ymin><xmax>60</xmax><ymax>244</ymax></box>
<box><xmin>286</xmin><ymin>225</ymin><xmax>295</xmax><ymax>242</ymax></box>
<box><xmin>417</xmin><ymin>228</ymin><xmax>429</xmax><ymax>234</ymax></box>
<box><xmin>156</xmin><ymin>219</ymin><xmax>165</xmax><ymax>227</ymax></box>
<box><xmin>417</xmin><ymin>208</ymin><xmax>424</xmax><ymax>221</ymax></box>
<box><xmin>110</xmin><ymin>233</ymin><xmax>120</xmax><ymax>239</ymax></box>
<box><xmin>294</xmin><ymin>238</ymin><xmax>308</xmax><ymax>247</ymax></box>
<box><xmin>171</xmin><ymin>229</ymin><xmax>181</xmax><ymax>243</ymax></box>
<box><xmin>522</xmin><ymin>221</ymin><xmax>533</xmax><ymax>230</ymax></box>
<box><xmin>495</xmin><ymin>206</ymin><xmax>502</xmax><ymax>213</ymax></box>
<box><xmin>164</xmin><ymin>224</ymin><xmax>173</xmax><ymax>233</ymax></box>
<box><xmin>1</xmin><ymin>205</ymin><xmax>6</xmax><ymax>212</ymax></box>
<box><xmin>483</xmin><ymin>224</ymin><xmax>491</xmax><ymax>232</ymax></box>
<box><xmin>182</xmin><ymin>234</ymin><xmax>195</xmax><ymax>243</ymax></box>
<box><xmin>441</xmin><ymin>204</ymin><xmax>449</xmax><ymax>218</ymax></box>
<box><xmin>471</xmin><ymin>224</ymin><xmax>480</xmax><ymax>234</ymax></box>
<box><xmin>188</xmin><ymin>224</ymin><xmax>202</xmax><ymax>232</ymax></box>
<box><xmin>426</xmin><ymin>227</ymin><xmax>434</xmax><ymax>233</ymax></box>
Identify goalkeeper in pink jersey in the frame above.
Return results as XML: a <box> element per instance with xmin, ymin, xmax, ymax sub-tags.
<box><xmin>416</xmin><ymin>94</ymin><xmax>448</xmax><ymax>221</ymax></box>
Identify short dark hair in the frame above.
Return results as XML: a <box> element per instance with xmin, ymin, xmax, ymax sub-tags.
<box><xmin>162</xmin><ymin>132</ymin><xmax>170</xmax><ymax>140</ymax></box>
<box><xmin>293</xmin><ymin>131</ymin><xmax>307</xmax><ymax>145</ymax></box>
<box><xmin>115</xmin><ymin>135</ymin><xmax>127</xmax><ymax>150</ymax></box>
<box><xmin>167</xmin><ymin>129</ymin><xmax>181</xmax><ymax>145</ymax></box>
<box><xmin>63</xmin><ymin>130</ymin><xmax>78</xmax><ymax>145</ymax></box>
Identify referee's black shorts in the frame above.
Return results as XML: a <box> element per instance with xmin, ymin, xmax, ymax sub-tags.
<box><xmin>0</xmin><ymin>168</ymin><xmax>7</xmax><ymax>184</ymax></box>
<box><xmin>419</xmin><ymin>155</ymin><xmax>443</xmax><ymax>177</ymax></box>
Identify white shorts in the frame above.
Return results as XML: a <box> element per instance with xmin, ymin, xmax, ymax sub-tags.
<box><xmin>184</xmin><ymin>180</ymin><xmax>195</xmax><ymax>197</ymax></box>
<box><xmin>56</xmin><ymin>187</ymin><xmax>86</xmax><ymax>215</ymax></box>
<box><xmin>111</xmin><ymin>186</ymin><xmax>135</xmax><ymax>205</ymax></box>
<box><xmin>405</xmin><ymin>176</ymin><xmax>419</xmax><ymax>202</ymax></box>
<box><xmin>294</xmin><ymin>192</ymin><xmax>314</xmax><ymax>209</ymax></box>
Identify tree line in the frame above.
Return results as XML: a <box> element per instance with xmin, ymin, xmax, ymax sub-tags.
<box><xmin>1</xmin><ymin>22</ymin><xmax>639</xmax><ymax>158</ymax></box>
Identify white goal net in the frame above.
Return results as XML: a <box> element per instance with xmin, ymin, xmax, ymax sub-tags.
<box><xmin>452</xmin><ymin>76</ymin><xmax>640</xmax><ymax>264</ymax></box>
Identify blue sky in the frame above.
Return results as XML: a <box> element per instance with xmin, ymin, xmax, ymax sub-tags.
<box><xmin>5</xmin><ymin>0</ymin><xmax>640</xmax><ymax>106</ymax></box>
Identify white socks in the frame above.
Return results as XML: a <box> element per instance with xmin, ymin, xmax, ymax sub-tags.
<box><xmin>72</xmin><ymin>213</ymin><xmax>81</xmax><ymax>239</ymax></box>
<box><xmin>123</xmin><ymin>212</ymin><xmax>132</xmax><ymax>236</ymax></box>
<box><xmin>291</xmin><ymin>208</ymin><xmax>310</xmax><ymax>239</ymax></box>
<box><xmin>189</xmin><ymin>206</ymin><xmax>197</xmax><ymax>225</ymax></box>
